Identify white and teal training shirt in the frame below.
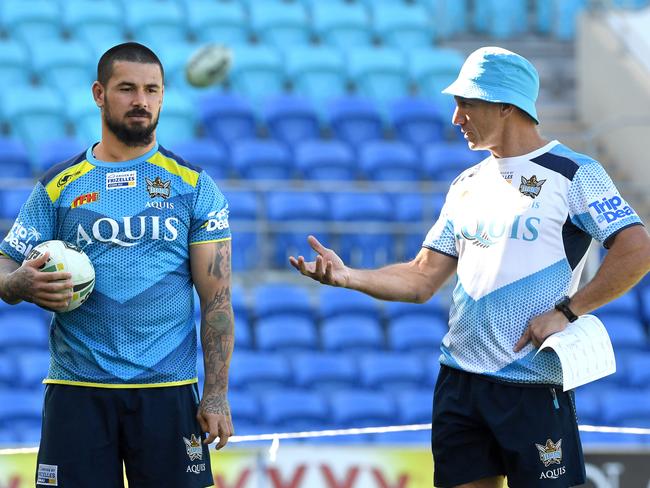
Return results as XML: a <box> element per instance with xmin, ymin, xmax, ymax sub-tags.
<box><xmin>0</xmin><ymin>143</ymin><xmax>231</xmax><ymax>388</ymax></box>
<box><xmin>424</xmin><ymin>140</ymin><xmax>643</xmax><ymax>386</ymax></box>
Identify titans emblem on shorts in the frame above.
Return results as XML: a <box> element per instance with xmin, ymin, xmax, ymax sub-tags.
<box><xmin>183</xmin><ymin>434</ymin><xmax>203</xmax><ymax>461</ymax></box>
<box><xmin>535</xmin><ymin>438</ymin><xmax>562</xmax><ymax>467</ymax></box>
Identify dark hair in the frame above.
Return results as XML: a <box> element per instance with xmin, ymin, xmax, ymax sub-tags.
<box><xmin>97</xmin><ymin>42</ymin><xmax>164</xmax><ymax>86</ymax></box>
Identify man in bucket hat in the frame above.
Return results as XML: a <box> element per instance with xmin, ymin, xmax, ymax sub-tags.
<box><xmin>290</xmin><ymin>46</ymin><xmax>650</xmax><ymax>487</ymax></box>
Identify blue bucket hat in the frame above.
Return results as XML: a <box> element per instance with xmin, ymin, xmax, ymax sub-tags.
<box><xmin>442</xmin><ymin>46</ymin><xmax>540</xmax><ymax>124</ymax></box>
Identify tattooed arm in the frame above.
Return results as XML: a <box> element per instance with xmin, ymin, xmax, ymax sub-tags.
<box><xmin>190</xmin><ymin>239</ymin><xmax>235</xmax><ymax>450</ymax></box>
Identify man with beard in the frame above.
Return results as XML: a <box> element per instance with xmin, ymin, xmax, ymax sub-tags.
<box><xmin>0</xmin><ymin>42</ymin><xmax>233</xmax><ymax>487</ymax></box>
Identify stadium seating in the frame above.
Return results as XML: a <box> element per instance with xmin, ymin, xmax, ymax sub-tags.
<box><xmin>624</xmin><ymin>352</ymin><xmax>650</xmax><ymax>388</ymax></box>
<box><xmin>224</xmin><ymin>190</ymin><xmax>259</xmax><ymax>271</ymax></box>
<box><xmin>0</xmin><ymin>311</ymin><xmax>49</xmax><ymax>352</ymax></box>
<box><xmin>167</xmin><ymin>139</ymin><xmax>230</xmax><ymax>181</ymax></box>
<box><xmin>422</xmin><ymin>142</ymin><xmax>489</xmax><ymax>181</ymax></box>
<box><xmin>185</xmin><ymin>0</ymin><xmax>249</xmax><ymax>45</ymax></box>
<box><xmin>63</xmin><ymin>0</ymin><xmax>124</xmax><ymax>46</ymax></box>
<box><xmin>14</xmin><ymin>349</ymin><xmax>50</xmax><ymax>389</ymax></box>
<box><xmin>347</xmin><ymin>47</ymin><xmax>409</xmax><ymax>104</ymax></box>
<box><xmin>396</xmin><ymin>388</ymin><xmax>434</xmax><ymax>424</ymax></box>
<box><xmin>285</xmin><ymin>45</ymin><xmax>347</xmax><ymax>106</ymax></box>
<box><xmin>326</xmin><ymin>96</ymin><xmax>385</xmax><ymax>147</ymax></box>
<box><xmin>0</xmin><ymin>138</ymin><xmax>32</xmax><ymax>178</ymax></box>
<box><xmin>228</xmin><ymin>44</ymin><xmax>285</xmax><ymax>102</ymax></box>
<box><xmin>124</xmin><ymin>1</ymin><xmax>187</xmax><ymax>48</ymax></box>
<box><xmin>34</xmin><ymin>138</ymin><xmax>86</xmax><ymax>174</ymax></box>
<box><xmin>249</xmin><ymin>1</ymin><xmax>311</xmax><ymax>48</ymax></box>
<box><xmin>260</xmin><ymin>389</ymin><xmax>329</xmax><ymax>430</ymax></box>
<box><xmin>154</xmin><ymin>90</ymin><xmax>198</xmax><ymax>146</ymax></box>
<box><xmin>255</xmin><ymin>315</ymin><xmax>319</xmax><ymax>352</ymax></box>
<box><xmin>388</xmin><ymin>315</ymin><xmax>448</xmax><ymax>354</ymax></box>
<box><xmin>0</xmin><ymin>187</ymin><xmax>32</xmax><ymax>220</ymax></box>
<box><xmin>0</xmin><ymin>39</ymin><xmax>31</xmax><ymax>88</ymax></box>
<box><xmin>229</xmin><ymin>351</ymin><xmax>292</xmax><ymax>391</ymax></box>
<box><xmin>359</xmin><ymin>140</ymin><xmax>420</xmax><ymax>182</ymax></box>
<box><xmin>66</xmin><ymin>90</ymin><xmax>102</xmax><ymax>146</ymax></box>
<box><xmin>30</xmin><ymin>39</ymin><xmax>94</xmax><ymax>92</ymax></box>
<box><xmin>228</xmin><ymin>390</ymin><xmax>261</xmax><ymax>435</ymax></box>
<box><xmin>291</xmin><ymin>352</ymin><xmax>359</xmax><ymax>391</ymax></box>
<box><xmin>198</xmin><ymin>92</ymin><xmax>258</xmax><ymax>147</ymax></box>
<box><xmin>390</xmin><ymin>97</ymin><xmax>446</xmax><ymax>150</ymax></box>
<box><xmin>330</xmin><ymin>389</ymin><xmax>396</xmax><ymax>427</ymax></box>
<box><xmin>408</xmin><ymin>48</ymin><xmax>465</xmax><ymax>104</ymax></box>
<box><xmin>294</xmin><ymin>140</ymin><xmax>356</xmax><ymax>181</ymax></box>
<box><xmin>252</xmin><ymin>283</ymin><xmax>313</xmax><ymax>319</ymax></box>
<box><xmin>319</xmin><ymin>287</ymin><xmax>382</xmax><ymax>321</ymax></box>
<box><xmin>358</xmin><ymin>353</ymin><xmax>425</xmax><ymax>391</ymax></box>
<box><xmin>231</xmin><ymin>138</ymin><xmax>293</xmax><ymax>180</ymax></box>
<box><xmin>263</xmin><ymin>95</ymin><xmax>321</xmax><ymax>146</ymax></box>
<box><xmin>600</xmin><ymin>388</ymin><xmax>650</xmax><ymax>426</ymax></box>
<box><xmin>0</xmin><ymin>356</ymin><xmax>16</xmax><ymax>388</ymax></box>
<box><xmin>372</xmin><ymin>3</ymin><xmax>433</xmax><ymax>50</ymax></box>
<box><xmin>0</xmin><ymin>0</ymin><xmax>62</xmax><ymax>43</ymax></box>
<box><xmin>321</xmin><ymin>314</ymin><xmax>385</xmax><ymax>353</ymax></box>
<box><xmin>311</xmin><ymin>2</ymin><xmax>373</xmax><ymax>50</ymax></box>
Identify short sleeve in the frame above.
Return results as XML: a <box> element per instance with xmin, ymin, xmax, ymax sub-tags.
<box><xmin>422</xmin><ymin>198</ymin><xmax>458</xmax><ymax>258</ymax></box>
<box><xmin>567</xmin><ymin>162</ymin><xmax>643</xmax><ymax>247</ymax></box>
<box><xmin>0</xmin><ymin>183</ymin><xmax>56</xmax><ymax>263</ymax></box>
<box><xmin>189</xmin><ymin>172</ymin><xmax>231</xmax><ymax>245</ymax></box>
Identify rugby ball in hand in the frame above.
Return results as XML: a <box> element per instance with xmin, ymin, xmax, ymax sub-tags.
<box><xmin>28</xmin><ymin>240</ymin><xmax>95</xmax><ymax>312</ymax></box>
<box><xmin>185</xmin><ymin>43</ymin><xmax>233</xmax><ymax>88</ymax></box>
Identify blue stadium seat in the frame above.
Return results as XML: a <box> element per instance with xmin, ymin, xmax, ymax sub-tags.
<box><xmin>63</xmin><ymin>0</ymin><xmax>124</xmax><ymax>46</ymax></box>
<box><xmin>594</xmin><ymin>315</ymin><xmax>647</xmax><ymax>350</ymax></box>
<box><xmin>372</xmin><ymin>3</ymin><xmax>433</xmax><ymax>50</ymax></box>
<box><xmin>224</xmin><ymin>190</ymin><xmax>259</xmax><ymax>271</ymax></box>
<box><xmin>625</xmin><ymin>352</ymin><xmax>650</xmax><ymax>388</ymax></box>
<box><xmin>312</xmin><ymin>2</ymin><xmax>372</xmax><ymax>49</ymax></box>
<box><xmin>409</xmin><ymin>48</ymin><xmax>465</xmax><ymax>104</ymax></box>
<box><xmin>66</xmin><ymin>90</ymin><xmax>101</xmax><ymax>146</ymax></box>
<box><xmin>388</xmin><ymin>315</ymin><xmax>448</xmax><ymax>354</ymax></box>
<box><xmin>155</xmin><ymin>90</ymin><xmax>197</xmax><ymax>146</ymax></box>
<box><xmin>256</xmin><ymin>315</ymin><xmax>319</xmax><ymax>352</ymax></box>
<box><xmin>231</xmin><ymin>139</ymin><xmax>293</xmax><ymax>180</ymax></box>
<box><xmin>229</xmin><ymin>352</ymin><xmax>291</xmax><ymax>391</ymax></box>
<box><xmin>234</xmin><ymin>315</ymin><xmax>253</xmax><ymax>350</ymax></box>
<box><xmin>592</xmin><ymin>292</ymin><xmax>640</xmax><ymax>317</ymax></box>
<box><xmin>14</xmin><ymin>349</ymin><xmax>50</xmax><ymax>389</ymax></box>
<box><xmin>552</xmin><ymin>0</ymin><xmax>587</xmax><ymax>41</ymax></box>
<box><xmin>396</xmin><ymin>389</ymin><xmax>434</xmax><ymax>424</ymax></box>
<box><xmin>600</xmin><ymin>387</ymin><xmax>650</xmax><ymax>426</ymax></box>
<box><xmin>252</xmin><ymin>283</ymin><xmax>313</xmax><ymax>319</ymax></box>
<box><xmin>0</xmin><ymin>311</ymin><xmax>49</xmax><ymax>351</ymax></box>
<box><xmin>319</xmin><ymin>287</ymin><xmax>382</xmax><ymax>321</ymax></box>
<box><xmin>326</xmin><ymin>96</ymin><xmax>384</xmax><ymax>147</ymax></box>
<box><xmin>330</xmin><ymin>192</ymin><xmax>394</xmax><ymax>268</ymax></box>
<box><xmin>0</xmin><ymin>187</ymin><xmax>33</xmax><ymax>220</ymax></box>
<box><xmin>198</xmin><ymin>93</ymin><xmax>257</xmax><ymax>147</ymax></box>
<box><xmin>482</xmin><ymin>0</ymin><xmax>528</xmax><ymax>39</ymax></box>
<box><xmin>0</xmin><ymin>388</ymin><xmax>43</xmax><ymax>427</ymax></box>
<box><xmin>185</xmin><ymin>0</ymin><xmax>249</xmax><ymax>45</ymax></box>
<box><xmin>249</xmin><ymin>1</ymin><xmax>310</xmax><ymax>48</ymax></box>
<box><xmin>231</xmin><ymin>283</ymin><xmax>249</xmax><ymax>319</ymax></box>
<box><xmin>384</xmin><ymin>297</ymin><xmax>448</xmax><ymax>321</ymax></box>
<box><xmin>167</xmin><ymin>139</ymin><xmax>230</xmax><ymax>181</ymax></box>
<box><xmin>291</xmin><ymin>353</ymin><xmax>359</xmax><ymax>391</ymax></box>
<box><xmin>422</xmin><ymin>0</ymin><xmax>469</xmax><ymax>39</ymax></box>
<box><xmin>330</xmin><ymin>389</ymin><xmax>396</xmax><ymax>427</ymax></box>
<box><xmin>347</xmin><ymin>47</ymin><xmax>408</xmax><ymax>104</ymax></box>
<box><xmin>390</xmin><ymin>97</ymin><xmax>445</xmax><ymax>150</ymax></box>
<box><xmin>639</xmin><ymin>287</ymin><xmax>650</xmax><ymax>323</ymax></box>
<box><xmin>260</xmin><ymin>389</ymin><xmax>328</xmax><ymax>430</ymax></box>
<box><xmin>392</xmin><ymin>192</ymin><xmax>445</xmax><ymax>260</ymax></box>
<box><xmin>359</xmin><ymin>353</ymin><xmax>425</xmax><ymax>391</ymax></box>
<box><xmin>294</xmin><ymin>140</ymin><xmax>356</xmax><ymax>181</ymax></box>
<box><xmin>0</xmin><ymin>356</ymin><xmax>16</xmax><ymax>388</ymax></box>
<box><xmin>572</xmin><ymin>391</ymin><xmax>601</xmax><ymax>433</ymax></box>
<box><xmin>359</xmin><ymin>140</ymin><xmax>420</xmax><ymax>182</ymax></box>
<box><xmin>534</xmin><ymin>0</ymin><xmax>552</xmax><ymax>34</ymax></box>
<box><xmin>263</xmin><ymin>95</ymin><xmax>321</xmax><ymax>146</ymax></box>
<box><xmin>1</xmin><ymin>86</ymin><xmax>66</xmax><ymax>157</ymax></box>
<box><xmin>423</xmin><ymin>354</ymin><xmax>441</xmax><ymax>387</ymax></box>
<box><xmin>155</xmin><ymin>42</ymin><xmax>202</xmax><ymax>92</ymax></box>
<box><xmin>0</xmin><ymin>1</ymin><xmax>62</xmax><ymax>43</ymax></box>
<box><xmin>266</xmin><ymin>191</ymin><xmax>328</xmax><ymax>266</ymax></box>
<box><xmin>227</xmin><ymin>390</ymin><xmax>261</xmax><ymax>435</ymax></box>
<box><xmin>30</xmin><ymin>40</ymin><xmax>94</xmax><ymax>92</ymax></box>
<box><xmin>422</xmin><ymin>142</ymin><xmax>489</xmax><ymax>182</ymax></box>
<box><xmin>285</xmin><ymin>46</ymin><xmax>347</xmax><ymax>106</ymax></box>
<box><xmin>321</xmin><ymin>314</ymin><xmax>384</xmax><ymax>353</ymax></box>
<box><xmin>229</xmin><ymin>45</ymin><xmax>285</xmax><ymax>103</ymax></box>
<box><xmin>0</xmin><ymin>138</ymin><xmax>32</xmax><ymax>178</ymax></box>
<box><xmin>124</xmin><ymin>1</ymin><xmax>187</xmax><ymax>47</ymax></box>
<box><xmin>0</xmin><ymin>39</ymin><xmax>31</xmax><ymax>88</ymax></box>
<box><xmin>34</xmin><ymin>138</ymin><xmax>86</xmax><ymax>175</ymax></box>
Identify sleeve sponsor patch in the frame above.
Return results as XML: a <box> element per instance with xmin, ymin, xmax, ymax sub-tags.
<box><xmin>587</xmin><ymin>190</ymin><xmax>636</xmax><ymax>230</ymax></box>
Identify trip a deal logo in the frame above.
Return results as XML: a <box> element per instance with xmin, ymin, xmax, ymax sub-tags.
<box><xmin>588</xmin><ymin>191</ymin><xmax>636</xmax><ymax>229</ymax></box>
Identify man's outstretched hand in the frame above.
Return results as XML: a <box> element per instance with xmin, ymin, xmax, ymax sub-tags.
<box><xmin>289</xmin><ymin>235</ymin><xmax>350</xmax><ymax>287</ymax></box>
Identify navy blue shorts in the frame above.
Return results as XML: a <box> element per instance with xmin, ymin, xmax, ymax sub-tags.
<box><xmin>36</xmin><ymin>383</ymin><xmax>214</xmax><ymax>488</ymax></box>
<box><xmin>432</xmin><ymin>366</ymin><xmax>586</xmax><ymax>488</ymax></box>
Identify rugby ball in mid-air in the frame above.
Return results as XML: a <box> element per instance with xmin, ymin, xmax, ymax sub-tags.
<box><xmin>185</xmin><ymin>43</ymin><xmax>233</xmax><ymax>88</ymax></box>
<box><xmin>29</xmin><ymin>240</ymin><xmax>95</xmax><ymax>312</ymax></box>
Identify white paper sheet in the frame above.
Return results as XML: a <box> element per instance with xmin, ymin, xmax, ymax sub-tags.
<box><xmin>535</xmin><ymin>314</ymin><xmax>616</xmax><ymax>391</ymax></box>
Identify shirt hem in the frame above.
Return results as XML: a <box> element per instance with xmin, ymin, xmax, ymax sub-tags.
<box><xmin>43</xmin><ymin>378</ymin><xmax>199</xmax><ymax>388</ymax></box>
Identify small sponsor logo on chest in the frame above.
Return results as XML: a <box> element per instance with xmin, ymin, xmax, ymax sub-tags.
<box><xmin>106</xmin><ymin>171</ymin><xmax>137</xmax><ymax>189</ymax></box>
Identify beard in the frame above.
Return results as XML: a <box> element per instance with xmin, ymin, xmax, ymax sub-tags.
<box><xmin>103</xmin><ymin>100</ymin><xmax>160</xmax><ymax>147</ymax></box>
